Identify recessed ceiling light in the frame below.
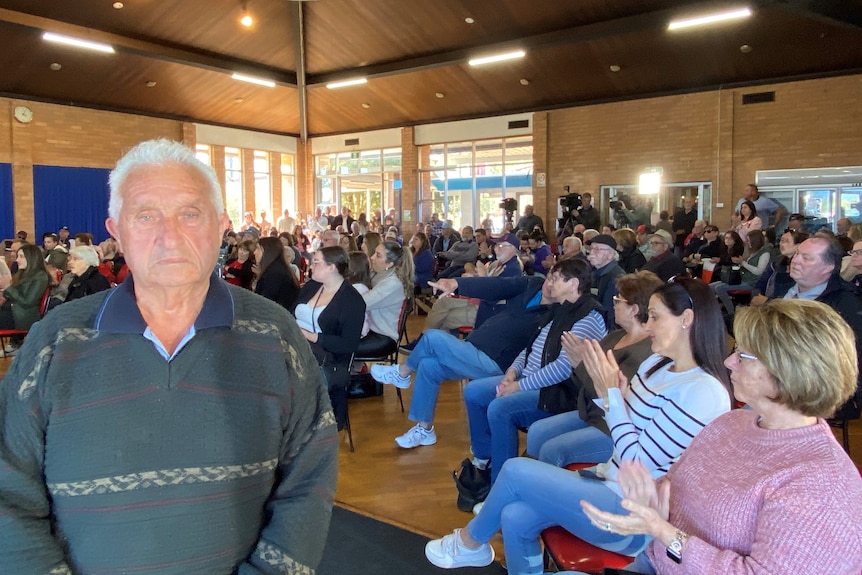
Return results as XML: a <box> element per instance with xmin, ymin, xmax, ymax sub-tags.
<box><xmin>43</xmin><ymin>32</ymin><xmax>115</xmax><ymax>54</ymax></box>
<box><xmin>235</xmin><ymin>97</ymin><xmax>245</xmax><ymax>103</ymax></box>
<box><xmin>146</xmin><ymin>80</ymin><xmax>157</xmax><ymax>88</ymax></box>
<box><xmin>435</xmin><ymin>92</ymin><xmax>445</xmax><ymax>99</ymax></box>
<box><xmin>326</xmin><ymin>78</ymin><xmax>367</xmax><ymax>89</ymax></box>
<box><xmin>519</xmin><ymin>78</ymin><xmax>530</xmax><ymax>86</ymax></box>
<box><xmin>361</xmin><ymin>103</ymin><xmax>371</xmax><ymax>109</ymax></box>
<box><xmin>113</xmin><ymin>2</ymin><xmax>124</xmax><ymax>9</ymax></box>
<box><xmin>241</xmin><ymin>14</ymin><xmax>253</xmax><ymax>27</ymax></box>
<box><xmin>668</xmin><ymin>7</ymin><xmax>752</xmax><ymax>30</ymax></box>
<box><xmin>231</xmin><ymin>73</ymin><xmax>276</xmax><ymax>88</ymax></box>
<box><xmin>609</xmin><ymin>65</ymin><xmax>621</xmax><ymax>72</ymax></box>
<box><xmin>49</xmin><ymin>62</ymin><xmax>62</xmax><ymax>71</ymax></box>
<box><xmin>465</xmin><ymin>17</ymin><xmax>475</xmax><ymax>24</ymax></box>
<box><xmin>739</xmin><ymin>44</ymin><xmax>753</xmax><ymax>53</ymax></box>
<box><xmin>468</xmin><ymin>50</ymin><xmax>525</xmax><ymax>67</ymax></box>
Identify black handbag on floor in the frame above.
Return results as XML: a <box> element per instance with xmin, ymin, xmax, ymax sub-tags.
<box><xmin>453</xmin><ymin>458</ymin><xmax>491</xmax><ymax>512</ymax></box>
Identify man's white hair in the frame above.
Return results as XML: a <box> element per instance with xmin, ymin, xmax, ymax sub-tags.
<box><xmin>108</xmin><ymin>139</ymin><xmax>224</xmax><ymax>220</ymax></box>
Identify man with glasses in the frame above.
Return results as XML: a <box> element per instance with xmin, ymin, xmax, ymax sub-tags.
<box><xmin>642</xmin><ymin>228</ymin><xmax>686</xmax><ymax>281</ymax></box>
<box><xmin>585</xmin><ymin>234</ymin><xmax>624</xmax><ymax>329</ymax></box>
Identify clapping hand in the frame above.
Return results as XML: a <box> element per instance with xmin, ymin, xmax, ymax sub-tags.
<box><xmin>581</xmin><ymin>339</ymin><xmax>626</xmax><ymax>399</ymax></box>
<box><xmin>561</xmin><ymin>332</ymin><xmax>586</xmax><ymax>367</ymax></box>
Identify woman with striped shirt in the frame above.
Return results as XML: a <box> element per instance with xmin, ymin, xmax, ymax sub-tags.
<box><xmin>425</xmin><ymin>276</ymin><xmax>732</xmax><ymax>574</ymax></box>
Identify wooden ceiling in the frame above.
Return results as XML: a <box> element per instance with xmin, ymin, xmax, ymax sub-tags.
<box><xmin>0</xmin><ymin>0</ymin><xmax>860</xmax><ymax>138</ymax></box>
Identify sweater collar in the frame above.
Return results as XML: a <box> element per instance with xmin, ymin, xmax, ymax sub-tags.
<box><xmin>94</xmin><ymin>273</ymin><xmax>234</xmax><ymax>334</ymax></box>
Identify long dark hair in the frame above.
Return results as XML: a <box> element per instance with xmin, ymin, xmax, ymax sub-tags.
<box><xmin>258</xmin><ymin>237</ymin><xmax>298</xmax><ymax>287</ymax></box>
<box><xmin>740</xmin><ymin>200</ymin><xmax>758</xmax><ymax>222</ymax></box>
<box><xmin>411</xmin><ymin>232</ymin><xmax>431</xmax><ymax>254</ymax></box>
<box><xmin>348</xmin><ymin>250</ymin><xmax>372</xmax><ymax>289</ymax></box>
<box><xmin>720</xmin><ymin>231</ymin><xmax>745</xmax><ymax>260</ymax></box>
<box><xmin>12</xmin><ymin>244</ymin><xmax>51</xmax><ymax>286</ymax></box>
<box><xmin>653</xmin><ymin>276</ymin><xmax>731</xmax><ymax>392</ymax></box>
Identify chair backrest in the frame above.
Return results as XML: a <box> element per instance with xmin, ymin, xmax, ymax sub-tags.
<box><xmin>397</xmin><ymin>297</ymin><xmax>413</xmax><ymax>345</ymax></box>
<box><xmin>39</xmin><ymin>287</ymin><xmax>51</xmax><ymax>317</ymax></box>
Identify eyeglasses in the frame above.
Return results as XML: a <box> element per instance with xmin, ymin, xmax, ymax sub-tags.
<box><xmin>648</xmin><ymin>240</ymin><xmax>665</xmax><ymax>246</ymax></box>
<box><xmin>732</xmin><ymin>344</ymin><xmax>758</xmax><ymax>361</ymax></box>
<box><xmin>612</xmin><ymin>295</ymin><xmax>629</xmax><ymax>305</ymax></box>
<box><xmin>848</xmin><ymin>249</ymin><xmax>862</xmax><ymax>256</ymax></box>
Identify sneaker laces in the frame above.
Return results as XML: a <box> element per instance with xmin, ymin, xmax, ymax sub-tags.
<box><xmin>441</xmin><ymin>529</ymin><xmax>464</xmax><ymax>559</ymax></box>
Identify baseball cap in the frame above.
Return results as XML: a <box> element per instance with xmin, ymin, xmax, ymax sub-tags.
<box><xmin>586</xmin><ymin>234</ymin><xmax>617</xmax><ymax>250</ymax></box>
<box><xmin>496</xmin><ymin>232</ymin><xmax>519</xmax><ymax>247</ymax></box>
<box><xmin>441</xmin><ymin>222</ymin><xmax>452</xmax><ymax>229</ymax></box>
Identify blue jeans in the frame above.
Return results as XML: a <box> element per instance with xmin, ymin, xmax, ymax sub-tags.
<box><xmin>466</xmin><ymin>458</ymin><xmax>650</xmax><ymax>575</ymax></box>
<box><xmin>526</xmin><ymin>412</ymin><xmax>614</xmax><ymax>467</ymax></box>
<box><xmin>710</xmin><ymin>280</ymin><xmax>752</xmax><ymax>315</ymax></box>
<box><xmin>404</xmin><ymin>329</ymin><xmax>502</xmax><ymax>423</ymax></box>
<box><xmin>463</xmin><ymin>382</ymin><xmax>550</xmax><ymax>482</ymax></box>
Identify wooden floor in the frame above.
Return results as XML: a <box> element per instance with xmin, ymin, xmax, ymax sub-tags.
<box><xmin>2</xmin><ymin>311</ymin><xmax>861</xmax><ymax>564</ymax></box>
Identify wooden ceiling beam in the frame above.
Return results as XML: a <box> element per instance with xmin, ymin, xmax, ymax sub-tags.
<box><xmin>0</xmin><ymin>7</ymin><xmax>298</xmax><ymax>86</ymax></box>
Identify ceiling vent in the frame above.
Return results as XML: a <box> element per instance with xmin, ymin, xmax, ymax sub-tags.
<box><xmin>344</xmin><ymin>138</ymin><xmax>360</xmax><ymax>146</ymax></box>
<box><xmin>508</xmin><ymin>119</ymin><xmax>530</xmax><ymax>129</ymax></box>
<box><xmin>742</xmin><ymin>91</ymin><xmax>775</xmax><ymax>105</ymax></box>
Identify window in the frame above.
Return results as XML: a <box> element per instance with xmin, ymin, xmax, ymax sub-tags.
<box><xmin>224</xmin><ymin>147</ymin><xmax>242</xmax><ymax>229</ymax></box>
<box><xmin>253</xmin><ymin>150</ymin><xmax>271</xmax><ymax>223</ymax></box>
<box><xmin>281</xmin><ymin>154</ymin><xmax>295</xmax><ymax>218</ymax></box>
<box><xmin>195</xmin><ymin>144</ymin><xmax>211</xmax><ymax>167</ymax></box>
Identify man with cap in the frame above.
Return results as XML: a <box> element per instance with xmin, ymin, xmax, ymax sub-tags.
<box><xmin>432</xmin><ymin>222</ymin><xmax>458</xmax><ymax>257</ymax></box>
<box><xmin>636</xmin><ymin>224</ymin><xmax>652</xmax><ymax>257</ymax></box>
<box><xmin>57</xmin><ymin>226</ymin><xmax>72</xmax><ymax>249</ymax></box>
<box><xmin>787</xmin><ymin>213</ymin><xmax>806</xmax><ymax>232</ymax></box>
<box><xmin>642</xmin><ymin>228</ymin><xmax>686</xmax><ymax>281</ymax></box>
<box><xmin>586</xmin><ymin>234</ymin><xmax>625</xmax><ymax>329</ymax></box>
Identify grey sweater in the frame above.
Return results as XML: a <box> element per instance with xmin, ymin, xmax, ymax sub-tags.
<box><xmin>0</xmin><ymin>275</ymin><xmax>337</xmax><ymax>574</ymax></box>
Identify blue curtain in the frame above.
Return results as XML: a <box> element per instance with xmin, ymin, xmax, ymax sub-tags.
<box><xmin>33</xmin><ymin>166</ymin><xmax>111</xmax><ymax>243</ymax></box>
<box><xmin>0</xmin><ymin>163</ymin><xmax>12</xmax><ymax>240</ymax></box>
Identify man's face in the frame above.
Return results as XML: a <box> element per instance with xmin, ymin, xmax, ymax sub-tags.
<box><xmin>425</xmin><ymin>224</ymin><xmax>433</xmax><ymax>236</ymax></box>
<box><xmin>788</xmin><ymin>219</ymin><xmax>803</xmax><ymax>231</ymax></box>
<box><xmin>43</xmin><ymin>237</ymin><xmax>57</xmax><ymax>250</ymax></box>
<box><xmin>321</xmin><ymin>231</ymin><xmax>339</xmax><ymax>247</ymax></box>
<box><xmin>461</xmin><ymin>227</ymin><xmax>473</xmax><ymax>242</ymax></box>
<box><xmin>494</xmin><ymin>242</ymin><xmax>515</xmax><ymax>262</ymax></box>
<box><xmin>431</xmin><ymin>213</ymin><xmax>439</xmax><ymax>223</ymax></box>
<box><xmin>587</xmin><ymin>243</ymin><xmax>615</xmax><ymax>269</ymax></box>
<box><xmin>744</xmin><ymin>185</ymin><xmax>756</xmax><ymax>201</ymax></box>
<box><xmin>692</xmin><ymin>222</ymin><xmax>705</xmax><ymax>235</ymax></box>
<box><xmin>528</xmin><ymin>238</ymin><xmax>539</xmax><ymax>251</ymax></box>
<box><xmin>105</xmin><ymin>163</ymin><xmax>228</xmax><ymax>291</ymax></box>
<box><xmin>790</xmin><ymin>239</ymin><xmax>834</xmax><ymax>289</ymax></box>
<box><xmin>442</xmin><ymin>227</ymin><xmax>452</xmax><ymax>238</ymax></box>
<box><xmin>684</xmin><ymin>197</ymin><xmax>695</xmax><ymax>211</ymax></box>
<box><xmin>59</xmin><ymin>229</ymin><xmax>69</xmax><ymax>240</ymax></box>
<box><xmin>562</xmin><ymin>239</ymin><xmax>579</xmax><ymax>256</ymax></box>
<box><xmin>573</xmin><ymin>224</ymin><xmax>586</xmax><ymax>234</ymax></box>
<box><xmin>648</xmin><ymin>237</ymin><xmax>669</xmax><ymax>256</ymax></box>
<box><xmin>582</xmin><ymin>194</ymin><xmax>592</xmax><ymax>208</ymax></box>
<box><xmin>475</xmin><ymin>230</ymin><xmax>486</xmax><ymax>243</ymax></box>
<box><xmin>524</xmin><ymin>205</ymin><xmax>534</xmax><ymax>216</ymax></box>
<box><xmin>837</xmin><ymin>219</ymin><xmax>851</xmax><ymax>235</ymax></box>
<box><xmin>341</xmin><ymin>207</ymin><xmax>349</xmax><ymax>217</ymax></box>
<box><xmin>284</xmin><ymin>209</ymin><xmax>290</xmax><ymax>217</ymax></box>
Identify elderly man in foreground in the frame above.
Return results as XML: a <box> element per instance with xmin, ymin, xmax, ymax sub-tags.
<box><xmin>0</xmin><ymin>139</ymin><xmax>337</xmax><ymax>574</ymax></box>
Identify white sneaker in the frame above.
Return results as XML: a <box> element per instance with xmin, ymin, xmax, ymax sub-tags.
<box><xmin>395</xmin><ymin>423</ymin><xmax>437</xmax><ymax>448</ymax></box>
<box><xmin>472</xmin><ymin>502</ymin><xmax>484</xmax><ymax>515</ymax></box>
<box><xmin>425</xmin><ymin>528</ymin><xmax>494</xmax><ymax>569</ymax></box>
<box><xmin>370</xmin><ymin>364</ymin><xmax>411</xmax><ymax>389</ymax></box>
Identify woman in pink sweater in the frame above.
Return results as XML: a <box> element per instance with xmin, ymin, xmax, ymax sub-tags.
<box><xmin>583</xmin><ymin>299</ymin><xmax>862</xmax><ymax>574</ymax></box>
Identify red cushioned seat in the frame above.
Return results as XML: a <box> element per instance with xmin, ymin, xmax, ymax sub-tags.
<box><xmin>541</xmin><ymin>463</ymin><xmax>632</xmax><ymax>574</ymax></box>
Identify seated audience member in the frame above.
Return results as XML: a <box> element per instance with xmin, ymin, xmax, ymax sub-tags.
<box><xmin>582</xmin><ymin>300</ymin><xmax>862</xmax><ymax>575</ymax></box>
<box><xmin>710</xmin><ymin>229</ymin><xmax>771</xmax><ymax>316</ymax></box>
<box><xmin>767</xmin><ymin>237</ymin><xmax>862</xmax><ymax>419</ymax></box>
<box><xmin>223</xmin><ymin>238</ymin><xmax>256</xmax><ymax>289</ymax></box>
<box><xmin>464</xmin><ymin>233</ymin><xmax>522</xmax><ymax>278</ymax></box>
<box><xmin>460</xmin><ymin>259</ymin><xmax>607</xmax><ymax>483</ymax></box>
<box><xmin>559</xmin><ymin>235</ymin><xmax>588</xmax><ymax>263</ymax></box>
<box><xmin>371</xmin><ymin>270</ymin><xmax>569</xmax><ymax>448</ymax></box>
<box><xmin>74</xmin><ymin>232</ymin><xmax>94</xmax><ymax>246</ymax></box>
<box><xmin>348</xmin><ymin>250</ymin><xmax>373</xmax><ymax>338</ymax></box>
<box><xmin>641</xmin><ymin>229</ymin><xmax>685</xmax><ymax>281</ymax></box>
<box><xmin>432</xmin><ymin>222</ymin><xmax>459</xmax><ymax>256</ymax></box>
<box><xmin>425</xmin><ymin>276</ymin><xmax>731</xmax><ymax>573</ymax></box>
<box><xmin>0</xmin><ymin>244</ymin><xmax>51</xmax><ymax>331</ymax></box>
<box><xmin>47</xmin><ymin>246</ymin><xmax>111</xmax><ymax>311</ymax></box>
<box><xmin>683</xmin><ymin>224</ymin><xmax>720</xmax><ymax>268</ymax></box>
<box><xmin>655</xmin><ymin>210</ymin><xmax>673</xmax><ymax>234</ymax></box>
<box><xmin>681</xmin><ymin>219</ymin><xmax>706</xmax><ymax>259</ymax></box>
<box><xmin>585</xmin><ymin>234</ymin><xmax>624</xmax><ymax>329</ymax></box>
<box><xmin>410</xmin><ymin>232</ymin><xmax>435</xmax><ymax>293</ymax></box>
<box><xmin>635</xmin><ymin>225</ymin><xmax>652</xmax><ymax>257</ymax></box>
<box><xmin>848</xmin><ymin>239</ymin><xmax>862</xmax><ymax>295</ymax></box>
<box><xmin>786</xmin><ymin>212</ymin><xmax>806</xmax><ymax>232</ymax></box>
<box><xmin>253</xmin><ymin>236</ymin><xmax>299</xmax><ymax>311</ymax></box>
<box><xmin>474</xmin><ymin>228</ymin><xmax>495</xmax><ymax>264</ymax></box>
<box><xmin>527</xmin><ymin>271</ymin><xmax>663</xmax><ymax>467</ymax></box>
<box><xmin>362</xmin><ymin>231</ymin><xmax>381</xmax><ymax>261</ymax></box>
<box><xmin>613</xmin><ymin>228</ymin><xmax>645</xmax><ymax>273</ymax></box>
<box><xmin>294</xmin><ymin>246</ymin><xmax>366</xmax><ymax>430</ymax></box>
<box><xmin>523</xmin><ymin>230</ymin><xmax>552</xmax><ymax>276</ymax></box>
<box><xmin>339</xmin><ymin>232</ymin><xmax>358</xmax><ymax>253</ymax></box>
<box><xmin>43</xmin><ymin>232</ymin><xmax>69</xmax><ymax>272</ymax></box>
<box><xmin>0</xmin><ymin>258</ymin><xmax>10</xmax><ymax>291</ymax></box>
<box><xmin>437</xmin><ymin>226</ymin><xmax>478</xmax><ymax>279</ymax></box>
<box><xmin>750</xmin><ymin>229</ymin><xmax>808</xmax><ymax>304</ymax></box>
<box><xmin>354</xmin><ymin>241</ymin><xmax>413</xmax><ymax>356</ymax></box>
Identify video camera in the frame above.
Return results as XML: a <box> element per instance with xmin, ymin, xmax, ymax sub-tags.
<box><xmin>500</xmin><ymin>197</ymin><xmax>518</xmax><ymax>226</ymax></box>
<box><xmin>609</xmin><ymin>193</ymin><xmax>632</xmax><ymax>226</ymax></box>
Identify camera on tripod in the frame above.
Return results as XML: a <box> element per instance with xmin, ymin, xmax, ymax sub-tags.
<box><xmin>609</xmin><ymin>193</ymin><xmax>632</xmax><ymax>226</ymax></box>
<box><xmin>500</xmin><ymin>197</ymin><xmax>518</xmax><ymax>226</ymax></box>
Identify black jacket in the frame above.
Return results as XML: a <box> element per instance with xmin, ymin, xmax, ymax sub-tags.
<box><xmin>255</xmin><ymin>261</ymin><xmax>299</xmax><ymax>311</ymax></box>
<box><xmin>295</xmin><ymin>280</ymin><xmax>366</xmax><ymax>366</ymax></box>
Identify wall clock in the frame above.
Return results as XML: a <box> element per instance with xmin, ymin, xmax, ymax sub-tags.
<box><xmin>14</xmin><ymin>106</ymin><xmax>33</xmax><ymax>123</ymax></box>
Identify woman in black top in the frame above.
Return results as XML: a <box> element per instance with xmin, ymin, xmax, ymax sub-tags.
<box><xmin>294</xmin><ymin>246</ymin><xmax>366</xmax><ymax>429</ymax></box>
<box><xmin>253</xmin><ymin>236</ymin><xmax>299</xmax><ymax>311</ymax></box>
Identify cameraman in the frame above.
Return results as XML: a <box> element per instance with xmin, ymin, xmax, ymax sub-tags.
<box><xmin>575</xmin><ymin>192</ymin><xmax>601</xmax><ymax>230</ymax></box>
<box><xmin>615</xmin><ymin>196</ymin><xmax>651</xmax><ymax>229</ymax></box>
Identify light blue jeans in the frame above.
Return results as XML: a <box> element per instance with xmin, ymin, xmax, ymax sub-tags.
<box><xmin>526</xmin><ymin>411</ymin><xmax>614</xmax><ymax>467</ymax></box>
<box><xmin>463</xmin><ymin>381</ymin><xmax>550</xmax><ymax>483</ymax></box>
<box><xmin>466</xmin><ymin>457</ymin><xmax>650</xmax><ymax>575</ymax></box>
<box><xmin>404</xmin><ymin>329</ymin><xmax>502</xmax><ymax>423</ymax></box>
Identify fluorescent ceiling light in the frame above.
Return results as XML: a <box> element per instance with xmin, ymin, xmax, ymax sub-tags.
<box><xmin>668</xmin><ymin>7</ymin><xmax>752</xmax><ymax>30</ymax></box>
<box><xmin>43</xmin><ymin>32</ymin><xmax>115</xmax><ymax>54</ymax></box>
<box><xmin>326</xmin><ymin>78</ymin><xmax>368</xmax><ymax>89</ymax></box>
<box><xmin>469</xmin><ymin>50</ymin><xmax>526</xmax><ymax>67</ymax></box>
<box><xmin>231</xmin><ymin>73</ymin><xmax>276</xmax><ymax>88</ymax></box>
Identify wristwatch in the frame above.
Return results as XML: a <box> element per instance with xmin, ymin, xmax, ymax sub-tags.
<box><xmin>666</xmin><ymin>530</ymin><xmax>689</xmax><ymax>564</ymax></box>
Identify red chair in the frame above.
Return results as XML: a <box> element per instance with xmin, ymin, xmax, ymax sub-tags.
<box><xmin>0</xmin><ymin>287</ymin><xmax>51</xmax><ymax>358</ymax></box>
<box><xmin>541</xmin><ymin>463</ymin><xmax>632</xmax><ymax>574</ymax></box>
